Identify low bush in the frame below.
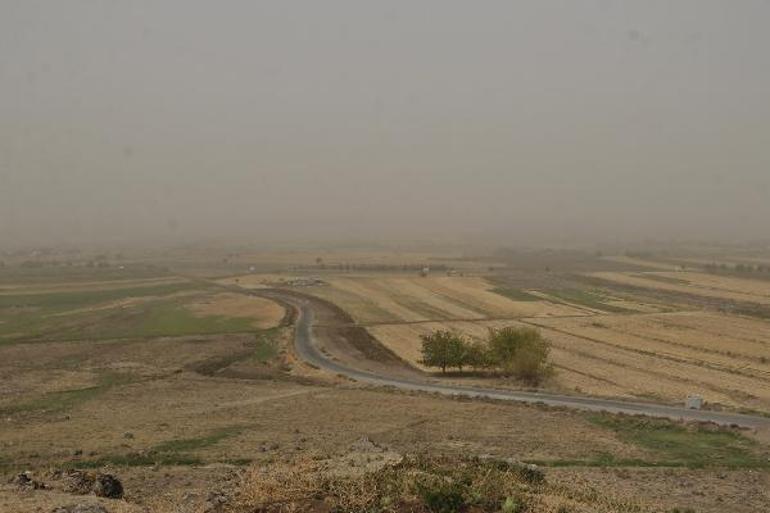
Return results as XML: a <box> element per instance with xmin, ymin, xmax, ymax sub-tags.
<box><xmin>236</xmin><ymin>455</ymin><xmax>547</xmax><ymax>513</ymax></box>
<box><xmin>416</xmin><ymin>477</ymin><xmax>466</xmax><ymax>513</ymax></box>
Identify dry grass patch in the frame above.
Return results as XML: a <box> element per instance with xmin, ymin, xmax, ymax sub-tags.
<box><xmin>186</xmin><ymin>293</ymin><xmax>285</xmax><ymax>329</ymax></box>
<box><xmin>235</xmin><ymin>455</ymin><xmax>556</xmax><ymax>513</ymax></box>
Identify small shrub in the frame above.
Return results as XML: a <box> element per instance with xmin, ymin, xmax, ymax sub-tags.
<box><xmin>501</xmin><ymin>495</ymin><xmax>524</xmax><ymax>513</ymax></box>
<box><xmin>416</xmin><ymin>477</ymin><xmax>466</xmax><ymax>513</ymax></box>
<box><xmin>514</xmin><ymin>464</ymin><xmax>545</xmax><ymax>485</ymax></box>
<box><xmin>235</xmin><ymin>454</ymin><xmax>551</xmax><ymax>513</ymax></box>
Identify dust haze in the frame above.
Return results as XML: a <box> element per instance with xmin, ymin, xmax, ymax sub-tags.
<box><xmin>2</xmin><ymin>1</ymin><xmax>769</xmax><ymax>249</ymax></box>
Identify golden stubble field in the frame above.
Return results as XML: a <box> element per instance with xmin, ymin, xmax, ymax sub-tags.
<box><xmin>368</xmin><ymin>310</ymin><xmax>770</xmax><ymax>411</ymax></box>
<box><xmin>305</xmin><ymin>275</ymin><xmax>588</xmax><ymax>323</ymax></box>
<box><xmin>261</xmin><ymin>265</ymin><xmax>770</xmax><ymax>412</ymax></box>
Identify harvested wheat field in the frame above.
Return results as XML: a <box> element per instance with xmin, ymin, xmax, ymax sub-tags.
<box><xmin>531</xmin><ymin>321</ymin><xmax>770</xmax><ymax>410</ymax></box>
<box><xmin>307</xmin><ymin>276</ymin><xmax>586</xmax><ymax>324</ymax></box>
<box><xmin>367</xmin><ymin>310</ymin><xmax>770</xmax><ymax>411</ymax></box>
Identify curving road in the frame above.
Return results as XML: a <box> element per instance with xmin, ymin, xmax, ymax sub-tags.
<box><xmin>269</xmin><ymin>290</ymin><xmax>770</xmax><ymax>430</ymax></box>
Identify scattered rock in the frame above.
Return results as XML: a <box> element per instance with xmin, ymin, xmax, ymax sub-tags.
<box><xmin>93</xmin><ymin>474</ymin><xmax>123</xmax><ymax>499</ymax></box>
<box><xmin>12</xmin><ymin>471</ymin><xmax>46</xmax><ymax>489</ymax></box>
<box><xmin>12</xmin><ymin>472</ymin><xmax>31</xmax><ymax>485</ymax></box>
<box><xmin>203</xmin><ymin>491</ymin><xmax>228</xmax><ymax>513</ymax></box>
<box><xmin>64</xmin><ymin>470</ymin><xmax>123</xmax><ymax>499</ymax></box>
<box><xmin>64</xmin><ymin>470</ymin><xmax>95</xmax><ymax>495</ymax></box>
<box><xmin>52</xmin><ymin>504</ymin><xmax>109</xmax><ymax>513</ymax></box>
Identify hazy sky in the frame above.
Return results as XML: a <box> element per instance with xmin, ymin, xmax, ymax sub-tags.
<box><xmin>2</xmin><ymin>1</ymin><xmax>769</xmax><ymax>248</ymax></box>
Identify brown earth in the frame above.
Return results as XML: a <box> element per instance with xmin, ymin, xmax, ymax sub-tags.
<box><xmin>186</xmin><ymin>292</ymin><xmax>285</xmax><ymax>329</ymax></box>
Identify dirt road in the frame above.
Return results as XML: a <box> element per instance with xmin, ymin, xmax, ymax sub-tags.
<box><xmin>255</xmin><ymin>288</ymin><xmax>770</xmax><ymax>429</ymax></box>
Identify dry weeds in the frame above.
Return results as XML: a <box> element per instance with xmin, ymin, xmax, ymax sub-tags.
<box><xmin>186</xmin><ymin>293</ymin><xmax>285</xmax><ymax>329</ymax></box>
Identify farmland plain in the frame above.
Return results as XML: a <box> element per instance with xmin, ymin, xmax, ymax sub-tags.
<box><xmin>2</xmin><ymin>246</ymin><xmax>770</xmax><ymax>512</ymax></box>
<box><xmin>268</xmin><ymin>253</ymin><xmax>770</xmax><ymax>413</ymax></box>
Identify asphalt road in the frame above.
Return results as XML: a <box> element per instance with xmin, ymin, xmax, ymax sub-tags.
<box><xmin>276</xmin><ymin>291</ymin><xmax>770</xmax><ymax>429</ymax></box>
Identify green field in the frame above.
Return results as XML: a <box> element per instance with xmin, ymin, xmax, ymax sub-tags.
<box><xmin>0</xmin><ymin>264</ymin><xmax>171</xmax><ymax>284</ymax></box>
<box><xmin>62</xmin><ymin>300</ymin><xmax>258</xmax><ymax>340</ymax></box>
<box><xmin>490</xmin><ymin>286</ymin><xmax>541</xmax><ymax>302</ymax></box>
<box><xmin>0</xmin><ymin>281</ymin><xmax>196</xmax><ymax>309</ymax></box>
<box><xmin>529</xmin><ymin>414</ymin><xmax>770</xmax><ymax>469</ymax></box>
<box><xmin>544</xmin><ymin>288</ymin><xmax>634</xmax><ymax>313</ymax></box>
<box><xmin>68</xmin><ymin>426</ymin><xmax>248</xmax><ymax>468</ymax></box>
<box><xmin>0</xmin><ymin>371</ymin><xmax>136</xmax><ymax>416</ymax></box>
<box><xmin>0</xmin><ymin>281</ymin><xmax>266</xmax><ymax>343</ymax></box>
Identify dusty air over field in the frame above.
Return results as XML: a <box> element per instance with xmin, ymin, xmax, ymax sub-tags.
<box><xmin>2</xmin><ymin>1</ymin><xmax>770</xmax><ymax>249</ymax></box>
<box><xmin>4</xmin><ymin>3</ymin><xmax>770</xmax><ymax>513</ymax></box>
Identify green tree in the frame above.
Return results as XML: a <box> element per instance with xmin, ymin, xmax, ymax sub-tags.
<box><xmin>464</xmin><ymin>339</ymin><xmax>492</xmax><ymax>371</ymax></box>
<box><xmin>487</xmin><ymin>326</ymin><xmax>552</xmax><ymax>384</ymax></box>
<box><xmin>419</xmin><ymin>330</ymin><xmax>467</xmax><ymax>373</ymax></box>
